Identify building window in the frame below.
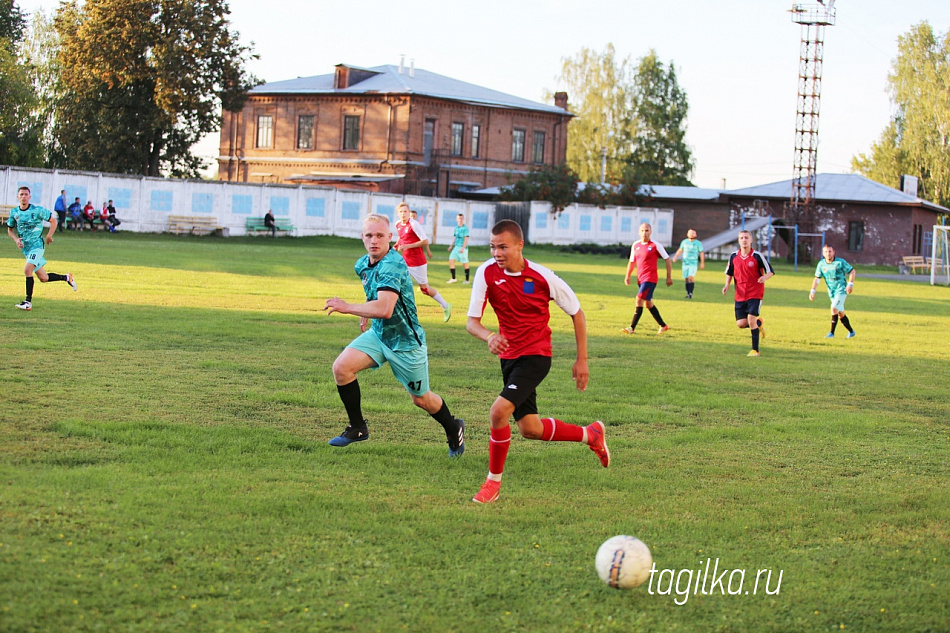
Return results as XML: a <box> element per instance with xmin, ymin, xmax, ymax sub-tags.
<box><xmin>451</xmin><ymin>122</ymin><xmax>464</xmax><ymax>157</ymax></box>
<box><xmin>423</xmin><ymin>119</ymin><xmax>436</xmax><ymax>164</ymax></box>
<box><xmin>472</xmin><ymin>124</ymin><xmax>481</xmax><ymax>158</ymax></box>
<box><xmin>532</xmin><ymin>131</ymin><xmax>546</xmax><ymax>164</ymax></box>
<box><xmin>297</xmin><ymin>115</ymin><xmax>314</xmax><ymax>150</ymax></box>
<box><xmin>512</xmin><ymin>129</ymin><xmax>526</xmax><ymax>162</ymax></box>
<box><xmin>848</xmin><ymin>221</ymin><xmax>864</xmax><ymax>252</ymax></box>
<box><xmin>256</xmin><ymin>115</ymin><xmax>273</xmax><ymax>148</ymax></box>
<box><xmin>343</xmin><ymin>115</ymin><xmax>360</xmax><ymax>150</ymax></box>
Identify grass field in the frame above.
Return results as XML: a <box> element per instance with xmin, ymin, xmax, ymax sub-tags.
<box><xmin>1</xmin><ymin>231</ymin><xmax>948</xmax><ymax>632</ymax></box>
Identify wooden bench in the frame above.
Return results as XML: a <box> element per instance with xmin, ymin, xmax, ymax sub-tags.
<box><xmin>902</xmin><ymin>255</ymin><xmax>929</xmax><ymax>273</ymax></box>
<box><xmin>927</xmin><ymin>257</ymin><xmax>944</xmax><ymax>269</ymax></box>
<box><xmin>0</xmin><ymin>204</ymin><xmax>12</xmax><ymax>224</ymax></box>
<box><xmin>168</xmin><ymin>215</ymin><xmax>226</xmax><ymax>236</ymax></box>
<box><xmin>246</xmin><ymin>216</ymin><xmax>295</xmax><ymax>236</ymax></box>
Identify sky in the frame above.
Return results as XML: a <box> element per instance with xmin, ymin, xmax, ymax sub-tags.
<box><xmin>15</xmin><ymin>0</ymin><xmax>950</xmax><ymax>190</ymax></box>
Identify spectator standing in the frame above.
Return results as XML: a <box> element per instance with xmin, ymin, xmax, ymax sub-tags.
<box><xmin>54</xmin><ymin>190</ymin><xmax>68</xmax><ymax>229</ymax></box>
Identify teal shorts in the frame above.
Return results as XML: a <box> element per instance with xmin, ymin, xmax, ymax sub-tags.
<box><xmin>682</xmin><ymin>263</ymin><xmax>698</xmax><ymax>279</ymax></box>
<box><xmin>23</xmin><ymin>244</ymin><xmax>47</xmax><ymax>269</ymax></box>
<box><xmin>830</xmin><ymin>292</ymin><xmax>847</xmax><ymax>313</ymax></box>
<box><xmin>449</xmin><ymin>246</ymin><xmax>469</xmax><ymax>264</ymax></box>
<box><xmin>347</xmin><ymin>329</ymin><xmax>430</xmax><ymax>396</ymax></box>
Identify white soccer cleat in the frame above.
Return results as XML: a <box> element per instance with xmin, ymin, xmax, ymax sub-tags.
<box><xmin>15</xmin><ymin>300</ymin><xmax>32</xmax><ymax>311</ymax></box>
<box><xmin>67</xmin><ymin>273</ymin><xmax>77</xmax><ymax>291</ymax></box>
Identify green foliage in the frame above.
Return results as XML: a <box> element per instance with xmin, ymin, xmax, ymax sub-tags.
<box><xmin>0</xmin><ymin>234</ymin><xmax>948</xmax><ymax>631</ymax></box>
<box><xmin>0</xmin><ymin>0</ymin><xmax>44</xmax><ymax>167</ymax></box>
<box><xmin>852</xmin><ymin>21</ymin><xmax>950</xmax><ymax>207</ymax></box>
<box><xmin>501</xmin><ymin>163</ymin><xmax>646</xmax><ymax>211</ymax></box>
<box><xmin>50</xmin><ymin>0</ymin><xmax>259</xmax><ymax>177</ymax></box>
<box><xmin>556</xmin><ymin>45</ymin><xmax>695</xmax><ymax>186</ymax></box>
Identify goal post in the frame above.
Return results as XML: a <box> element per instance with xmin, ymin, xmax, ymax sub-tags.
<box><xmin>931</xmin><ymin>225</ymin><xmax>950</xmax><ymax>286</ymax></box>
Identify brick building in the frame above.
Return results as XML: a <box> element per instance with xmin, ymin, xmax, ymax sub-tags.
<box><xmin>217</xmin><ymin>62</ymin><xmax>572</xmax><ymax>196</ymax></box>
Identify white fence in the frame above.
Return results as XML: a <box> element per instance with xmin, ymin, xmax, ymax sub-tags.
<box><xmin>2</xmin><ymin>166</ymin><xmax>673</xmax><ymax>247</ymax></box>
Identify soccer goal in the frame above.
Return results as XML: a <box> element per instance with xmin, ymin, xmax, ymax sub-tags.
<box><xmin>931</xmin><ymin>225</ymin><xmax>950</xmax><ymax>286</ymax></box>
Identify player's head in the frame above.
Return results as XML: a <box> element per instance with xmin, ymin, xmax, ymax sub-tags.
<box><xmin>639</xmin><ymin>223</ymin><xmax>652</xmax><ymax>242</ymax></box>
<box><xmin>490</xmin><ymin>220</ymin><xmax>525</xmax><ymax>271</ymax></box>
<box><xmin>738</xmin><ymin>230</ymin><xmax>753</xmax><ymax>250</ymax></box>
<box><xmin>396</xmin><ymin>202</ymin><xmax>411</xmax><ymax>222</ymax></box>
<box><xmin>17</xmin><ymin>186</ymin><xmax>31</xmax><ymax>205</ymax></box>
<box><xmin>822</xmin><ymin>244</ymin><xmax>835</xmax><ymax>261</ymax></box>
<box><xmin>362</xmin><ymin>214</ymin><xmax>392</xmax><ymax>261</ymax></box>
<box><xmin>687</xmin><ymin>228</ymin><xmax>697</xmax><ymax>240</ymax></box>
<box><xmin>456</xmin><ymin>213</ymin><xmax>465</xmax><ymax>225</ymax></box>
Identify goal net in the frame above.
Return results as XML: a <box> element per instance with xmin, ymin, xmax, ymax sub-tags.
<box><xmin>932</xmin><ymin>225</ymin><xmax>950</xmax><ymax>286</ymax></box>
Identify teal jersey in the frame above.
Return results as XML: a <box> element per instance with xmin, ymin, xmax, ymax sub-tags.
<box><xmin>355</xmin><ymin>248</ymin><xmax>426</xmax><ymax>351</ymax></box>
<box><xmin>678</xmin><ymin>239</ymin><xmax>703</xmax><ymax>265</ymax></box>
<box><xmin>814</xmin><ymin>257</ymin><xmax>854</xmax><ymax>297</ymax></box>
<box><xmin>7</xmin><ymin>204</ymin><xmax>51</xmax><ymax>249</ymax></box>
<box><xmin>453</xmin><ymin>224</ymin><xmax>470</xmax><ymax>249</ymax></box>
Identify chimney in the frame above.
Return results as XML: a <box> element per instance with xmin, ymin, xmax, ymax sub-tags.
<box><xmin>554</xmin><ymin>91</ymin><xmax>568</xmax><ymax>109</ymax></box>
<box><xmin>900</xmin><ymin>174</ymin><xmax>919</xmax><ymax>197</ymax></box>
<box><xmin>399</xmin><ymin>54</ymin><xmax>405</xmax><ymax>74</ymax></box>
<box><xmin>334</xmin><ymin>65</ymin><xmax>349</xmax><ymax>89</ymax></box>
<box><xmin>409</xmin><ymin>58</ymin><xmax>415</xmax><ymax>78</ymax></box>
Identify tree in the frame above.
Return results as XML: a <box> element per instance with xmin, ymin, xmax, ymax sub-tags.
<box><xmin>51</xmin><ymin>0</ymin><xmax>258</xmax><ymax>177</ymax></box>
<box><xmin>852</xmin><ymin>22</ymin><xmax>950</xmax><ymax>207</ymax></box>
<box><xmin>0</xmin><ymin>0</ymin><xmax>44</xmax><ymax>167</ymax></box>
<box><xmin>555</xmin><ymin>45</ymin><xmax>694</xmax><ymax>186</ymax></box>
<box><xmin>555</xmin><ymin>44</ymin><xmax>634</xmax><ymax>183</ymax></box>
<box><xmin>625</xmin><ymin>50</ymin><xmax>694</xmax><ymax>186</ymax></box>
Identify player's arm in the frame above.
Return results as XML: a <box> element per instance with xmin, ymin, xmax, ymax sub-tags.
<box><xmin>624</xmin><ymin>260</ymin><xmax>636</xmax><ymax>286</ymax></box>
<box><xmin>672</xmin><ymin>248</ymin><xmax>683</xmax><ymax>262</ymax></box>
<box><xmin>461</xmin><ymin>235</ymin><xmax>468</xmax><ymax>252</ymax></box>
<box><xmin>721</xmin><ymin>274</ymin><xmax>733</xmax><ymax>294</ymax></box>
<box><xmin>7</xmin><ymin>224</ymin><xmax>22</xmax><ymax>248</ymax></box>
<box><xmin>664</xmin><ymin>256</ymin><xmax>673</xmax><ymax>286</ymax></box>
<box><xmin>324</xmin><ymin>289</ymin><xmax>398</xmax><ymax>319</ymax></box>
<box><xmin>699</xmin><ymin>251</ymin><xmax>705</xmax><ymax>269</ymax></box>
<box><xmin>467</xmin><ymin>316</ymin><xmax>508</xmax><ymax>356</ymax></box>
<box><xmin>846</xmin><ymin>268</ymin><xmax>856</xmax><ymax>294</ymax></box>
<box><xmin>46</xmin><ymin>215</ymin><xmax>58</xmax><ymax>243</ymax></box>
<box><xmin>756</xmin><ymin>254</ymin><xmax>775</xmax><ymax>284</ymax></box>
<box><xmin>809</xmin><ymin>273</ymin><xmax>822</xmax><ymax>300</ymax></box>
<box><xmin>570</xmin><ymin>308</ymin><xmax>589</xmax><ymax>392</ymax></box>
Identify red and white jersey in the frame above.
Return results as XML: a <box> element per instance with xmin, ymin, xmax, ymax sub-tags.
<box><xmin>725</xmin><ymin>249</ymin><xmax>773</xmax><ymax>301</ymax></box>
<box><xmin>395</xmin><ymin>219</ymin><xmax>428</xmax><ymax>267</ymax></box>
<box><xmin>629</xmin><ymin>240</ymin><xmax>670</xmax><ymax>284</ymax></box>
<box><xmin>467</xmin><ymin>258</ymin><xmax>581</xmax><ymax>359</ymax></box>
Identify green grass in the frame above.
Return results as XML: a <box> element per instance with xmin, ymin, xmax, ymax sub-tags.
<box><xmin>1</xmin><ymin>231</ymin><xmax>948</xmax><ymax>632</ymax></box>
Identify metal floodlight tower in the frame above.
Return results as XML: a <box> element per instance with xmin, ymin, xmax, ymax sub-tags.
<box><xmin>788</xmin><ymin>1</ymin><xmax>835</xmax><ymax>232</ymax></box>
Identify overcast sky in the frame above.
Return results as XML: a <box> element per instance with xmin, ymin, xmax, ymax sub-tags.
<box><xmin>16</xmin><ymin>0</ymin><xmax>950</xmax><ymax>189</ymax></box>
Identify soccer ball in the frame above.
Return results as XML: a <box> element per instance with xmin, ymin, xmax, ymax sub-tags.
<box><xmin>595</xmin><ymin>535</ymin><xmax>653</xmax><ymax>589</ymax></box>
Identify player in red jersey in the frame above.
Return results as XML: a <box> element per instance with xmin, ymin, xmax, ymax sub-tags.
<box><xmin>394</xmin><ymin>202</ymin><xmax>451</xmax><ymax>322</ymax></box>
<box><xmin>622</xmin><ymin>223</ymin><xmax>673</xmax><ymax>334</ymax></box>
<box><xmin>722</xmin><ymin>230</ymin><xmax>774</xmax><ymax>357</ymax></box>
<box><xmin>465</xmin><ymin>220</ymin><xmax>609</xmax><ymax>504</ymax></box>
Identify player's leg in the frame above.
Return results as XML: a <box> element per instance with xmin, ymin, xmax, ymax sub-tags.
<box><xmin>747</xmin><ymin>307</ymin><xmax>761</xmax><ymax>354</ymax></box>
<box><xmin>411</xmin><ymin>265</ymin><xmax>451</xmax><ymax>319</ymax></box>
<box><xmin>18</xmin><ymin>261</ymin><xmax>36</xmax><ymax>310</ymax></box>
<box><xmin>641</xmin><ymin>284</ymin><xmax>668</xmax><ymax>332</ymax></box>
<box><xmin>328</xmin><ymin>335</ymin><xmax>383</xmax><ymax>446</ymax></box>
<box><xmin>463</xmin><ymin>263</ymin><xmax>470</xmax><ymax>283</ymax></box>
<box><xmin>447</xmin><ymin>257</ymin><xmax>457</xmax><ymax>282</ymax></box>
<box><xmin>394</xmin><ymin>345</ymin><xmax>464</xmax><ymax>457</ymax></box>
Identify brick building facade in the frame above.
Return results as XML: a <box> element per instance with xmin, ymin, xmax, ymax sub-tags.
<box><xmin>218</xmin><ymin>63</ymin><xmax>572</xmax><ymax>196</ymax></box>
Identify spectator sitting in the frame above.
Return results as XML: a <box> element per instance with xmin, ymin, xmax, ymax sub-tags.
<box><xmin>105</xmin><ymin>200</ymin><xmax>121</xmax><ymax>232</ymax></box>
<box><xmin>264</xmin><ymin>209</ymin><xmax>277</xmax><ymax>237</ymax></box>
<box><xmin>100</xmin><ymin>203</ymin><xmax>111</xmax><ymax>232</ymax></box>
<box><xmin>83</xmin><ymin>200</ymin><xmax>97</xmax><ymax>231</ymax></box>
<box><xmin>68</xmin><ymin>197</ymin><xmax>83</xmax><ymax>231</ymax></box>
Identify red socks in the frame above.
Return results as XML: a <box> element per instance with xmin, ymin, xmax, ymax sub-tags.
<box><xmin>540</xmin><ymin>417</ymin><xmax>585</xmax><ymax>442</ymax></box>
<box><xmin>488</xmin><ymin>425</ymin><xmax>511</xmax><ymax>476</ymax></box>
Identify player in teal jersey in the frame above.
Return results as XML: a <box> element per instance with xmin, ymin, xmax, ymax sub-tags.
<box><xmin>671</xmin><ymin>228</ymin><xmax>705</xmax><ymax>299</ymax></box>
<box><xmin>6</xmin><ymin>186</ymin><xmax>77</xmax><ymax>311</ymax></box>
<box><xmin>323</xmin><ymin>213</ymin><xmax>464</xmax><ymax>456</ymax></box>
<box><xmin>446</xmin><ymin>213</ymin><xmax>470</xmax><ymax>284</ymax></box>
<box><xmin>809</xmin><ymin>244</ymin><xmax>856</xmax><ymax>338</ymax></box>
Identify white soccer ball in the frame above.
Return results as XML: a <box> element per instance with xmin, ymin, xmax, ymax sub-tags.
<box><xmin>595</xmin><ymin>535</ymin><xmax>653</xmax><ymax>589</ymax></box>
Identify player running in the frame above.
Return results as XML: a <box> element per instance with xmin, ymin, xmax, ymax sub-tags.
<box><xmin>671</xmin><ymin>228</ymin><xmax>705</xmax><ymax>299</ymax></box>
<box><xmin>6</xmin><ymin>186</ymin><xmax>77</xmax><ymax>311</ymax></box>
<box><xmin>722</xmin><ymin>230</ymin><xmax>774</xmax><ymax>357</ymax></box>
<box><xmin>323</xmin><ymin>213</ymin><xmax>464</xmax><ymax>456</ymax></box>
<box><xmin>466</xmin><ymin>219</ymin><xmax>608</xmax><ymax>504</ymax></box>
<box><xmin>809</xmin><ymin>244</ymin><xmax>856</xmax><ymax>339</ymax></box>
<box><xmin>394</xmin><ymin>202</ymin><xmax>451</xmax><ymax>322</ymax></box>
<box><xmin>446</xmin><ymin>213</ymin><xmax>470</xmax><ymax>284</ymax></box>
<box><xmin>622</xmin><ymin>223</ymin><xmax>673</xmax><ymax>334</ymax></box>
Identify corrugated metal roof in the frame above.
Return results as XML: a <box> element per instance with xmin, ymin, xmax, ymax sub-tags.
<box><xmin>251</xmin><ymin>64</ymin><xmax>568</xmax><ymax>115</ymax></box>
<box><xmin>726</xmin><ymin>173</ymin><xmax>947</xmax><ymax>211</ymax></box>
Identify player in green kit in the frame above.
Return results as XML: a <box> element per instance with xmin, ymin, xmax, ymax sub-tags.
<box><xmin>446</xmin><ymin>213</ymin><xmax>470</xmax><ymax>284</ymax></box>
<box><xmin>671</xmin><ymin>229</ymin><xmax>704</xmax><ymax>299</ymax></box>
<box><xmin>323</xmin><ymin>213</ymin><xmax>465</xmax><ymax>456</ymax></box>
<box><xmin>6</xmin><ymin>186</ymin><xmax>77</xmax><ymax>311</ymax></box>
<box><xmin>809</xmin><ymin>244</ymin><xmax>856</xmax><ymax>338</ymax></box>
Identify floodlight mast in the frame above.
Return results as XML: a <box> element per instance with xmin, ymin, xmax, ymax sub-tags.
<box><xmin>787</xmin><ymin>3</ymin><xmax>835</xmax><ymax>238</ymax></box>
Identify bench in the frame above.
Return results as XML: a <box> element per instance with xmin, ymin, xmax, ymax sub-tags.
<box><xmin>0</xmin><ymin>204</ymin><xmax>12</xmax><ymax>224</ymax></box>
<box><xmin>246</xmin><ymin>216</ymin><xmax>295</xmax><ymax>236</ymax></box>
<box><xmin>927</xmin><ymin>257</ymin><xmax>944</xmax><ymax>269</ymax></box>
<box><xmin>902</xmin><ymin>255</ymin><xmax>929</xmax><ymax>273</ymax></box>
<box><xmin>168</xmin><ymin>215</ymin><xmax>226</xmax><ymax>236</ymax></box>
